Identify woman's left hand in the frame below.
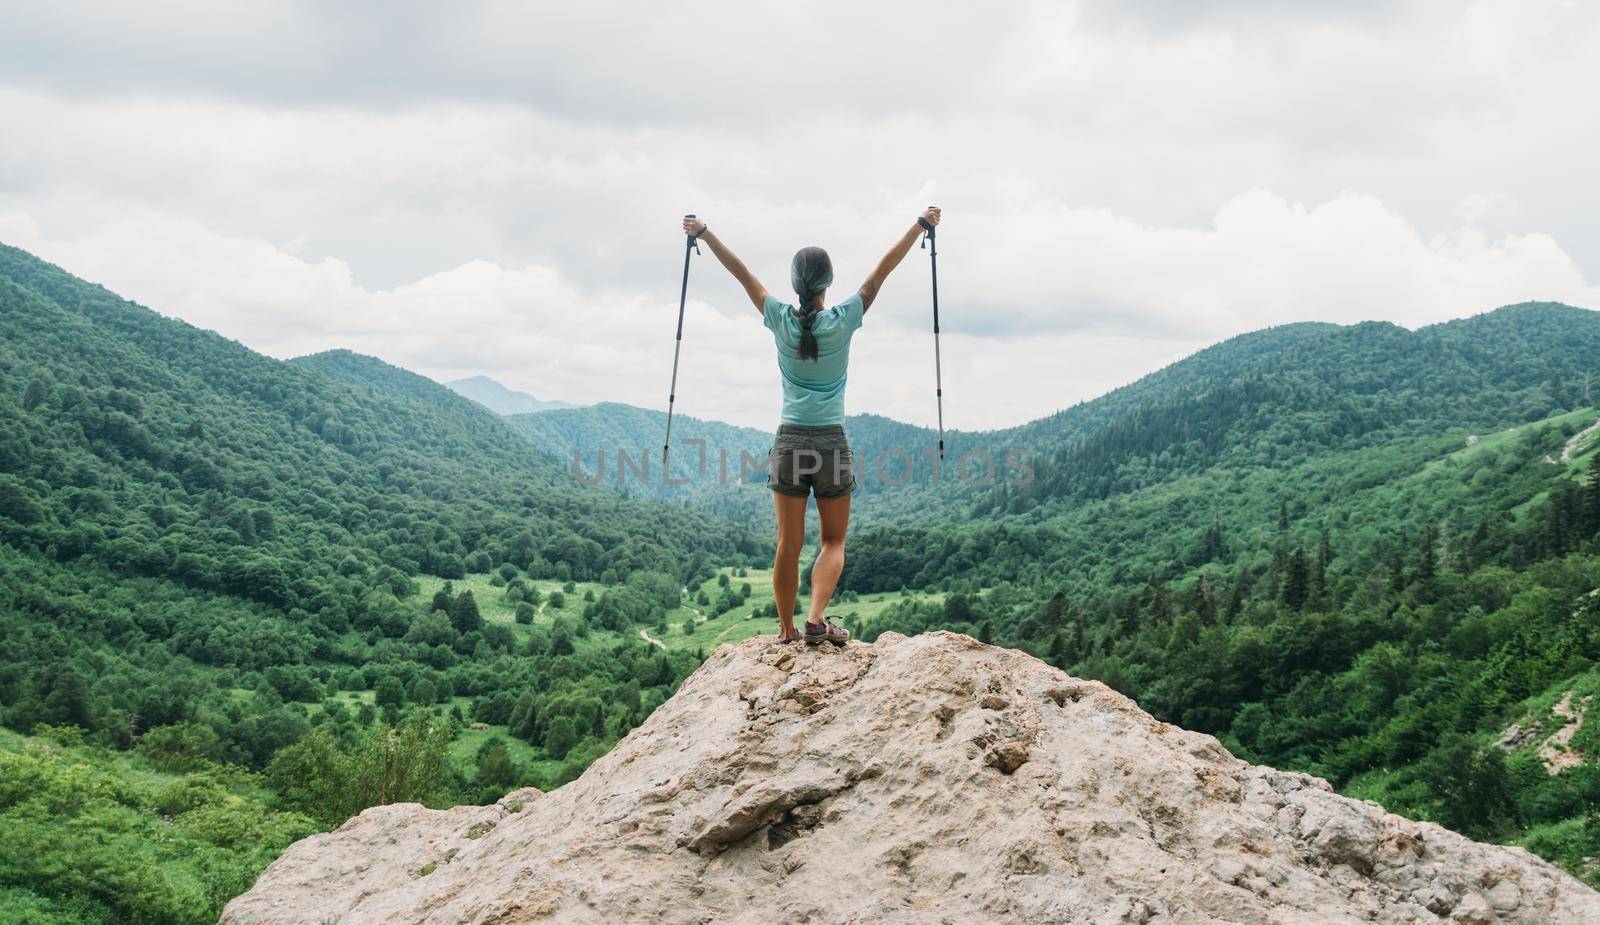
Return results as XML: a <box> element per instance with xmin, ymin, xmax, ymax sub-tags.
<box><xmin>683</xmin><ymin>215</ymin><xmax>707</xmax><ymax>237</ymax></box>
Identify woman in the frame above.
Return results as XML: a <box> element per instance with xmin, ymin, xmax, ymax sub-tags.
<box><xmin>682</xmin><ymin>207</ymin><xmax>942</xmax><ymax>645</ymax></box>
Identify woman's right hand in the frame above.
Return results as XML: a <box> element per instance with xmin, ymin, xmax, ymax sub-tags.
<box><xmin>683</xmin><ymin>215</ymin><xmax>707</xmax><ymax>237</ymax></box>
<box><xmin>920</xmin><ymin>206</ymin><xmax>942</xmax><ymax>228</ymax></box>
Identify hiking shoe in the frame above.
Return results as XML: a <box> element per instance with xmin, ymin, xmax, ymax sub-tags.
<box><xmin>803</xmin><ymin>618</ymin><xmax>849</xmax><ymax>646</ymax></box>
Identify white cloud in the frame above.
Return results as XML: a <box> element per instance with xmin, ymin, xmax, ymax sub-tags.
<box><xmin>2</xmin><ymin>1</ymin><xmax>1598</xmax><ymax>429</ymax></box>
<box><xmin>6</xmin><ymin>189</ymin><xmax>1593</xmax><ymax>430</ymax></box>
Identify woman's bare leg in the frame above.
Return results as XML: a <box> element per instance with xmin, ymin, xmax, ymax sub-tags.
<box><xmin>806</xmin><ymin>493</ymin><xmax>851</xmax><ymax>625</ymax></box>
<box><xmin>772</xmin><ymin>492</ymin><xmax>808</xmax><ymax>638</ymax></box>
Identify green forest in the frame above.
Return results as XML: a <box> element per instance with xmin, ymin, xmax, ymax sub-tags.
<box><xmin>3</xmin><ymin>241</ymin><xmax>1600</xmax><ymax>921</ymax></box>
<box><xmin>0</xmin><ymin>244</ymin><xmax>749</xmax><ymax>923</ymax></box>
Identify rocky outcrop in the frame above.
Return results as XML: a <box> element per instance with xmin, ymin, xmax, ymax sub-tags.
<box><xmin>222</xmin><ymin>632</ymin><xmax>1600</xmax><ymax>924</ymax></box>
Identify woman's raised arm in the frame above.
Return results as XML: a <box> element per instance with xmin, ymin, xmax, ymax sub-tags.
<box><xmin>683</xmin><ymin>215</ymin><xmax>768</xmax><ymax>315</ymax></box>
<box><xmin>858</xmin><ymin>206</ymin><xmax>941</xmax><ymax>312</ymax></box>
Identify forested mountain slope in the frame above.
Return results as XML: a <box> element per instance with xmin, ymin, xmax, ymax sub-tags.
<box><xmin>507</xmin><ymin>402</ymin><xmax>770</xmax><ymax>520</ymax></box>
<box><xmin>852</xmin><ymin>402</ymin><xmax>1600</xmax><ymax>887</ymax></box>
<box><xmin>4</xmin><ymin>234</ymin><xmax>1599</xmax><ymax>913</ymax></box>
<box><xmin>507</xmin><ymin>403</ymin><xmax>979</xmax><ymax>526</ymax></box>
<box><xmin>0</xmin><ymin>243</ymin><xmax>759</xmax><ymax>592</ymax></box>
<box><xmin>506</xmin><ymin>305</ymin><xmax>1599</xmax><ymax>533</ymax></box>
<box><xmin>0</xmin><ymin>243</ymin><xmax>760</xmax><ymax>922</ymax></box>
<box><xmin>508</xmin><ymin>401</ymin><xmax>764</xmax><ymax>492</ymax></box>
<box><xmin>986</xmin><ymin>303</ymin><xmax>1600</xmax><ymax>516</ymax></box>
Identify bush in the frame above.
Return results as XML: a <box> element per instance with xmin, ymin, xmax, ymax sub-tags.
<box><xmin>1418</xmin><ymin>734</ymin><xmax>1518</xmax><ymax>839</ymax></box>
<box><xmin>139</xmin><ymin>724</ymin><xmax>222</xmax><ymax>773</ymax></box>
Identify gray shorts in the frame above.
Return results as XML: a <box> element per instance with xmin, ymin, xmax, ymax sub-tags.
<box><xmin>767</xmin><ymin>424</ymin><xmax>856</xmax><ymax>499</ymax></box>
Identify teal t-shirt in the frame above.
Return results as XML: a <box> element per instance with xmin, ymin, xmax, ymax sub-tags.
<box><xmin>762</xmin><ymin>291</ymin><xmax>865</xmax><ymax>425</ymax></box>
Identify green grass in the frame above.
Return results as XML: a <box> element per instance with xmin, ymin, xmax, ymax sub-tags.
<box><xmin>659</xmin><ymin>563</ymin><xmax>947</xmax><ymax>652</ymax></box>
<box><xmin>1519</xmin><ymin>815</ymin><xmax>1600</xmax><ymax>890</ymax></box>
<box><xmin>413</xmin><ymin>564</ymin><xmax>949</xmax><ymax>656</ymax></box>
<box><xmin>1498</xmin><ymin>668</ymin><xmax>1600</xmax><ymax>745</ymax></box>
<box><xmin>1477</xmin><ymin>407</ymin><xmax>1600</xmax><ymax>519</ymax></box>
<box><xmin>1556</xmin><ymin>411</ymin><xmax>1600</xmax><ymax>476</ymax></box>
<box><xmin>328</xmin><ymin>689</ymin><xmax>376</xmax><ymax>707</ymax></box>
<box><xmin>412</xmin><ymin>573</ymin><xmax>604</xmax><ymax>633</ymax></box>
<box><xmin>446</xmin><ymin>724</ymin><xmax>565</xmax><ymax>784</ymax></box>
<box><xmin>1422</xmin><ymin>406</ymin><xmax>1597</xmax><ymax>472</ymax></box>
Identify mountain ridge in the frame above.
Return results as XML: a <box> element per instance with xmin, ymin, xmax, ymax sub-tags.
<box><xmin>444</xmin><ymin>373</ymin><xmax>574</xmax><ymax>415</ymax></box>
<box><xmin>498</xmin><ymin>301</ymin><xmax>1600</xmax><ymax>530</ymax></box>
<box><xmin>500</xmin><ymin>303</ymin><xmax>1592</xmax><ymax>454</ymax></box>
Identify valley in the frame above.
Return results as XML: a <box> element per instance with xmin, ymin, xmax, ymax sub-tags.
<box><xmin>3</xmin><ymin>241</ymin><xmax>1600</xmax><ymax>922</ymax></box>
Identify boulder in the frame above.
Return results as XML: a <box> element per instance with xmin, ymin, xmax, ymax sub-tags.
<box><xmin>222</xmin><ymin>632</ymin><xmax>1600</xmax><ymax>924</ymax></box>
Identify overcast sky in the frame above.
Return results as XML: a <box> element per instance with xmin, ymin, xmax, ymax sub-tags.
<box><xmin>2</xmin><ymin>1</ymin><xmax>1597</xmax><ymax>429</ymax></box>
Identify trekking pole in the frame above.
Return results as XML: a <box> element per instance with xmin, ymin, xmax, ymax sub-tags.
<box><xmin>663</xmin><ymin>214</ymin><xmax>701</xmax><ymax>470</ymax></box>
<box><xmin>920</xmin><ymin>206</ymin><xmax>946</xmax><ymax>460</ymax></box>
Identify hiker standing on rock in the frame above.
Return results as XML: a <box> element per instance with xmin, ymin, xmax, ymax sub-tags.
<box><xmin>682</xmin><ymin>207</ymin><xmax>942</xmax><ymax>645</ymax></box>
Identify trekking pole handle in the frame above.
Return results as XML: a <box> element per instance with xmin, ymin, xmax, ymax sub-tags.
<box><xmin>684</xmin><ymin>213</ymin><xmax>701</xmax><ymax>254</ymax></box>
<box><xmin>918</xmin><ymin>205</ymin><xmax>938</xmax><ymax>247</ymax></box>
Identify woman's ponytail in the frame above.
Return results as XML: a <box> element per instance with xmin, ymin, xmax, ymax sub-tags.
<box><xmin>796</xmin><ymin>303</ymin><xmax>820</xmax><ymax>361</ymax></box>
<box><xmin>789</xmin><ymin>246</ymin><xmax>833</xmax><ymax>362</ymax></box>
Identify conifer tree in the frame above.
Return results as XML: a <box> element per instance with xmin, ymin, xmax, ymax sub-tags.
<box><xmin>1201</xmin><ymin>516</ymin><xmax>1226</xmax><ymax>562</ymax></box>
<box><xmin>21</xmin><ymin>378</ymin><xmax>47</xmax><ymax>411</ymax></box>
<box><xmin>1313</xmin><ymin>531</ymin><xmax>1331</xmax><ymax>600</ymax></box>
<box><xmin>1588</xmin><ymin>454</ymin><xmax>1600</xmax><ymax>538</ymax></box>
<box><xmin>1282</xmin><ymin>550</ymin><xmax>1310</xmax><ymax>611</ymax></box>
<box><xmin>1418</xmin><ymin>522</ymin><xmax>1438</xmax><ymax>583</ymax></box>
<box><xmin>1149</xmin><ymin>579</ymin><xmax>1173</xmax><ymax>624</ymax></box>
<box><xmin>1196</xmin><ymin>575</ymin><xmax>1217</xmax><ymax>625</ymax></box>
<box><xmin>451</xmin><ymin>591</ymin><xmax>483</xmax><ymax>634</ymax></box>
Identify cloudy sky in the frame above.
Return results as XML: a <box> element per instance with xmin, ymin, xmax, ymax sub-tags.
<box><xmin>2</xmin><ymin>1</ymin><xmax>1598</xmax><ymax>429</ymax></box>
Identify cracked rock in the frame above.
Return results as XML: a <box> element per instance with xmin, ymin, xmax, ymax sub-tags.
<box><xmin>222</xmin><ymin>632</ymin><xmax>1600</xmax><ymax>925</ymax></box>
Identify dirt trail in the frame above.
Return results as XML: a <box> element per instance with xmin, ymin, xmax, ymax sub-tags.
<box><xmin>1539</xmin><ymin>691</ymin><xmax>1591</xmax><ymax>774</ymax></box>
<box><xmin>638</xmin><ymin>628</ymin><xmax>666</xmax><ymax>650</ymax></box>
<box><xmin>1546</xmin><ymin>415</ymin><xmax>1600</xmax><ymax>464</ymax></box>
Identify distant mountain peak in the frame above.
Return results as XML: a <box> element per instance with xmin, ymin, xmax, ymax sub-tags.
<box><xmin>443</xmin><ymin>375</ymin><xmax>574</xmax><ymax>416</ymax></box>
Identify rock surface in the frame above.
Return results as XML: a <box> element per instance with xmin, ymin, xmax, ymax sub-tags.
<box><xmin>221</xmin><ymin>632</ymin><xmax>1600</xmax><ymax>924</ymax></box>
